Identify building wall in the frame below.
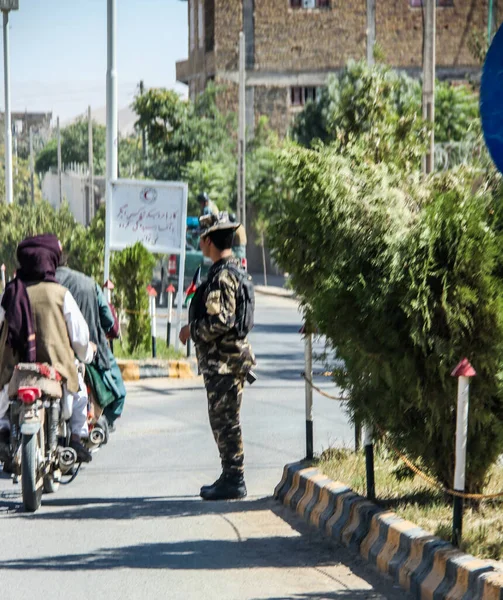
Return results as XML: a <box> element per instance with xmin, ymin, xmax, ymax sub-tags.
<box><xmin>377</xmin><ymin>0</ymin><xmax>488</xmax><ymax>69</ymax></box>
<box><xmin>254</xmin><ymin>86</ymin><xmax>290</xmax><ymax>137</ymax></box>
<box><xmin>214</xmin><ymin>0</ymin><xmax>242</xmax><ymax>71</ymax></box>
<box><xmin>254</xmin><ymin>0</ymin><xmax>366</xmax><ymax>72</ymax></box>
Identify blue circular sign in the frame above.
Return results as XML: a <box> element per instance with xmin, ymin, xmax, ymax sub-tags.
<box><xmin>481</xmin><ymin>23</ymin><xmax>503</xmax><ymax>175</ymax></box>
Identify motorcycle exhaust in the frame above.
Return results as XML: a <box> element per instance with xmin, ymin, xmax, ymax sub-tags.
<box><xmin>59</xmin><ymin>447</ymin><xmax>77</xmax><ymax>472</ymax></box>
<box><xmin>89</xmin><ymin>426</ymin><xmax>106</xmax><ymax>447</ymax></box>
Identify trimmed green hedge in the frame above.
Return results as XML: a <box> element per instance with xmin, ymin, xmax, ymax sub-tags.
<box><xmin>269</xmin><ymin>144</ymin><xmax>503</xmax><ymax>492</ymax></box>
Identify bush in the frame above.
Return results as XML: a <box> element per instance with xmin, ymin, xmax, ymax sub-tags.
<box><xmin>268</xmin><ymin>144</ymin><xmax>503</xmax><ymax>492</ymax></box>
<box><xmin>292</xmin><ymin>61</ymin><xmax>479</xmax><ymax>160</ymax></box>
<box><xmin>111</xmin><ymin>242</ymin><xmax>155</xmax><ymax>354</ymax></box>
<box><xmin>0</xmin><ymin>200</ymin><xmax>84</xmax><ymax>278</ymax></box>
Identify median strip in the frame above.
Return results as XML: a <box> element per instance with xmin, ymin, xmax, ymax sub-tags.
<box><xmin>275</xmin><ymin>462</ymin><xmax>503</xmax><ymax>600</ymax></box>
<box><xmin>117</xmin><ymin>359</ymin><xmax>195</xmax><ymax>381</ymax></box>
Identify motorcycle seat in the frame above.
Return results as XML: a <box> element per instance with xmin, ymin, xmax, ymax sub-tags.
<box><xmin>8</xmin><ymin>363</ymin><xmax>63</xmax><ymax>399</ymax></box>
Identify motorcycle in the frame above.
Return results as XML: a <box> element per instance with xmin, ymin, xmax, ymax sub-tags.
<box><xmin>3</xmin><ymin>362</ymin><xmax>107</xmax><ymax>512</ymax></box>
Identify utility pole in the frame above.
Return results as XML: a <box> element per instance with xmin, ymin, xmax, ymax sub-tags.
<box><xmin>57</xmin><ymin>116</ymin><xmax>62</xmax><ymax>206</ymax></box>
<box><xmin>104</xmin><ymin>0</ymin><xmax>118</xmax><ymax>285</ymax></box>
<box><xmin>139</xmin><ymin>80</ymin><xmax>147</xmax><ymax>171</ymax></box>
<box><xmin>2</xmin><ymin>4</ymin><xmax>17</xmax><ymax>204</ymax></box>
<box><xmin>366</xmin><ymin>0</ymin><xmax>376</xmax><ymax>66</ymax></box>
<box><xmin>488</xmin><ymin>0</ymin><xmax>494</xmax><ymax>45</ymax></box>
<box><xmin>29</xmin><ymin>126</ymin><xmax>34</xmax><ymax>204</ymax></box>
<box><xmin>422</xmin><ymin>0</ymin><xmax>436</xmax><ymax>174</ymax></box>
<box><xmin>237</xmin><ymin>31</ymin><xmax>246</xmax><ymax>231</ymax></box>
<box><xmin>88</xmin><ymin>105</ymin><xmax>94</xmax><ymax>224</ymax></box>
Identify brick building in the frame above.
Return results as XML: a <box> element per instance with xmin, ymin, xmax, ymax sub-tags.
<box><xmin>176</xmin><ymin>0</ymin><xmax>497</xmax><ymax>136</ymax></box>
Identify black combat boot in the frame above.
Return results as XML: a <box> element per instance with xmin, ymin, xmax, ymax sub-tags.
<box><xmin>200</xmin><ymin>473</ymin><xmax>224</xmax><ymax>496</ymax></box>
<box><xmin>200</xmin><ymin>472</ymin><xmax>247</xmax><ymax>501</ymax></box>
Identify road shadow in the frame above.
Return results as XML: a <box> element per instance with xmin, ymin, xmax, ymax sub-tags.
<box><xmin>0</xmin><ymin>494</ymin><xmax>274</xmax><ymax>522</ymax></box>
<box><xmin>255</xmin><ymin>352</ymin><xmax>305</xmax><ymax>362</ymax></box>
<box><xmin>251</xmin><ymin>593</ymin><xmax>386</xmax><ymax>600</ymax></box>
<box><xmin>129</xmin><ymin>385</ymin><xmax>204</xmax><ymax>397</ymax></box>
<box><xmin>0</xmin><ymin>494</ymin><xmax>408</xmax><ymax>597</ymax></box>
<box><xmin>0</xmin><ymin>535</ymin><xmax>338</xmax><ymax>572</ymax></box>
<box><xmin>252</xmin><ymin>323</ymin><xmax>302</xmax><ymax>335</ymax></box>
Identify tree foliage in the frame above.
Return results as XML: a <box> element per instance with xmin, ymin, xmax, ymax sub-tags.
<box><xmin>35</xmin><ymin>119</ymin><xmax>107</xmax><ymax>175</ymax></box>
<box><xmin>268</xmin><ymin>143</ymin><xmax>503</xmax><ymax>491</ymax></box>
<box><xmin>292</xmin><ymin>61</ymin><xmax>479</xmax><ymax>155</ymax></box>
<box><xmin>133</xmin><ymin>84</ymin><xmax>235</xmax><ymax>184</ymax></box>
<box><xmin>111</xmin><ymin>242</ymin><xmax>155</xmax><ymax>353</ymax></box>
<box><xmin>268</xmin><ymin>59</ymin><xmax>503</xmax><ymax>491</ymax></box>
<box><xmin>0</xmin><ymin>200</ymin><xmax>84</xmax><ymax>278</ymax></box>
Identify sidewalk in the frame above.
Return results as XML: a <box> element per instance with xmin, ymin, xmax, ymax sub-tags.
<box><xmin>250</xmin><ymin>272</ymin><xmax>295</xmax><ymax>298</ymax></box>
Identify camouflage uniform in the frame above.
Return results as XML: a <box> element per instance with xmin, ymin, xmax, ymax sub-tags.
<box><xmin>189</xmin><ymin>257</ymin><xmax>255</xmax><ymax>476</ymax></box>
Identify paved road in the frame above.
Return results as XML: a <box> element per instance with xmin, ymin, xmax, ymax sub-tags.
<box><xmin>0</xmin><ymin>293</ymin><xmax>406</xmax><ymax>600</ymax></box>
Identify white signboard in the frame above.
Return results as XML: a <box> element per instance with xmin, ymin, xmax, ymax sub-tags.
<box><xmin>0</xmin><ymin>1</ymin><xmax>19</xmax><ymax>10</ymax></box>
<box><xmin>106</xmin><ymin>178</ymin><xmax>188</xmax><ymax>352</ymax></box>
<box><xmin>110</xmin><ymin>179</ymin><xmax>188</xmax><ymax>254</ymax></box>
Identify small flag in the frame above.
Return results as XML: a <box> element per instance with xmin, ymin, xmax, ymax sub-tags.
<box><xmin>184</xmin><ymin>266</ymin><xmax>202</xmax><ymax>307</ymax></box>
<box><xmin>184</xmin><ymin>282</ymin><xmax>197</xmax><ymax>305</ymax></box>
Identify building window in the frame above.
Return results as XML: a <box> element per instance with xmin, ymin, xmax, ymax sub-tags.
<box><xmin>410</xmin><ymin>0</ymin><xmax>453</xmax><ymax>6</ymax></box>
<box><xmin>205</xmin><ymin>0</ymin><xmax>215</xmax><ymax>52</ymax></box>
<box><xmin>290</xmin><ymin>86</ymin><xmax>319</xmax><ymax>106</ymax></box>
<box><xmin>290</xmin><ymin>0</ymin><xmax>330</xmax><ymax>9</ymax></box>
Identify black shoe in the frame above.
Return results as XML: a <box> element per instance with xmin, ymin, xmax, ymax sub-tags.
<box><xmin>200</xmin><ymin>472</ymin><xmax>247</xmax><ymax>501</ymax></box>
<box><xmin>200</xmin><ymin>473</ymin><xmax>224</xmax><ymax>496</ymax></box>
<box><xmin>0</xmin><ymin>429</ymin><xmax>10</xmax><ymax>463</ymax></box>
<box><xmin>70</xmin><ymin>439</ymin><xmax>93</xmax><ymax>463</ymax></box>
<box><xmin>2</xmin><ymin>458</ymin><xmax>14</xmax><ymax>475</ymax></box>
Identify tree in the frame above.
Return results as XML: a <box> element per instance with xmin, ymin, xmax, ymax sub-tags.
<box><xmin>132</xmin><ymin>84</ymin><xmax>235</xmax><ymax>183</ymax></box>
<box><xmin>35</xmin><ymin>119</ymin><xmax>107</xmax><ymax>175</ymax></box>
<box><xmin>268</xmin><ymin>142</ymin><xmax>503</xmax><ymax>492</ymax></box>
<box><xmin>111</xmin><ymin>242</ymin><xmax>155</xmax><ymax>353</ymax></box>
<box><xmin>0</xmin><ymin>200</ymin><xmax>85</xmax><ymax>277</ymax></box>
<box><xmin>434</xmin><ymin>83</ymin><xmax>479</xmax><ymax>143</ymax></box>
<box><xmin>292</xmin><ymin>61</ymin><xmax>479</xmax><ymax>159</ymax></box>
<box><xmin>182</xmin><ymin>159</ymin><xmax>235</xmax><ymax>214</ymax></box>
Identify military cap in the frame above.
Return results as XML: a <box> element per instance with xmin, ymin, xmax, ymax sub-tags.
<box><xmin>199</xmin><ymin>211</ymin><xmax>240</xmax><ymax>238</ymax></box>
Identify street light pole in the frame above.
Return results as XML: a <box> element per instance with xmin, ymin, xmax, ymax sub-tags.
<box><xmin>104</xmin><ymin>0</ymin><xmax>118</xmax><ymax>284</ymax></box>
<box><xmin>2</xmin><ymin>9</ymin><xmax>13</xmax><ymax>204</ymax></box>
<box><xmin>237</xmin><ymin>31</ymin><xmax>246</xmax><ymax>230</ymax></box>
<box><xmin>88</xmin><ymin>105</ymin><xmax>94</xmax><ymax>223</ymax></box>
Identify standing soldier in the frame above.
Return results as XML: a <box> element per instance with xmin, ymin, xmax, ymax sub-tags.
<box><xmin>179</xmin><ymin>212</ymin><xmax>255</xmax><ymax>501</ymax></box>
<box><xmin>198</xmin><ymin>191</ymin><xmax>219</xmax><ymax>217</ymax></box>
<box><xmin>229</xmin><ymin>213</ymin><xmax>247</xmax><ymax>262</ymax></box>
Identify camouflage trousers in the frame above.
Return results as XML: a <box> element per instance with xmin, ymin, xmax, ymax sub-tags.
<box><xmin>204</xmin><ymin>374</ymin><xmax>245</xmax><ymax>476</ymax></box>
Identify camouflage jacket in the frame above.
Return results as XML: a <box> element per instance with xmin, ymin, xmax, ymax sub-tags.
<box><xmin>189</xmin><ymin>257</ymin><xmax>255</xmax><ymax>378</ymax></box>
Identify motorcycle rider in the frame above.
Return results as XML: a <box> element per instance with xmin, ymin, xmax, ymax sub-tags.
<box><xmin>0</xmin><ymin>234</ymin><xmax>96</xmax><ymax>463</ymax></box>
<box><xmin>56</xmin><ymin>260</ymin><xmax>126</xmax><ymax>433</ymax></box>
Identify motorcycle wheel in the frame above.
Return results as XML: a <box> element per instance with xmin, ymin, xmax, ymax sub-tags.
<box><xmin>43</xmin><ymin>473</ymin><xmax>60</xmax><ymax>494</ymax></box>
<box><xmin>21</xmin><ymin>433</ymin><xmax>43</xmax><ymax>512</ymax></box>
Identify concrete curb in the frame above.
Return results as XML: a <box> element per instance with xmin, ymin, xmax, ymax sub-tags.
<box><xmin>254</xmin><ymin>285</ymin><xmax>295</xmax><ymax>299</ymax></box>
<box><xmin>117</xmin><ymin>359</ymin><xmax>195</xmax><ymax>381</ymax></box>
<box><xmin>274</xmin><ymin>462</ymin><xmax>503</xmax><ymax>600</ymax></box>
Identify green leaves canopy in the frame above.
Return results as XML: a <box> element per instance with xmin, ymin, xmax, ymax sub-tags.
<box><xmin>269</xmin><ymin>141</ymin><xmax>503</xmax><ymax>491</ymax></box>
